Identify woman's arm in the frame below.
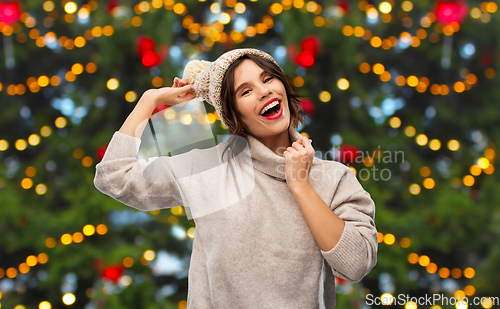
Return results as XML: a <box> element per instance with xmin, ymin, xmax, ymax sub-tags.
<box><xmin>284</xmin><ymin>137</ymin><xmax>377</xmax><ymax>283</ymax></box>
<box><xmin>290</xmin><ymin>168</ymin><xmax>377</xmax><ymax>283</ymax></box>
<box><xmin>94</xmin><ymin>80</ymin><xmax>196</xmax><ymax>211</ymax></box>
<box><xmin>322</xmin><ymin>172</ymin><xmax>377</xmax><ymax>283</ymax></box>
<box><xmin>289</xmin><ymin>184</ymin><xmax>346</xmax><ymax>253</ymax></box>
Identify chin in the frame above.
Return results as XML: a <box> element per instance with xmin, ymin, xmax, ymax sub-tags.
<box><xmin>266</xmin><ymin>118</ymin><xmax>290</xmax><ymax>137</ymax></box>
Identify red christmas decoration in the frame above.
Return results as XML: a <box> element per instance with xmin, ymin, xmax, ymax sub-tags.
<box><xmin>290</xmin><ymin>37</ymin><xmax>320</xmax><ymax>68</ymax></box>
<box><xmin>300</xmin><ymin>36</ymin><xmax>320</xmax><ymax>58</ymax></box>
<box><xmin>300</xmin><ymin>99</ymin><xmax>315</xmax><ymax>117</ymax></box>
<box><xmin>337</xmin><ymin>0</ymin><xmax>349</xmax><ymax>15</ymax></box>
<box><xmin>137</xmin><ymin>36</ymin><xmax>156</xmax><ymax>57</ymax></box>
<box><xmin>141</xmin><ymin>50</ymin><xmax>161</xmax><ymax>68</ymax></box>
<box><xmin>152</xmin><ymin>104</ymin><xmax>172</xmax><ymax>115</ymax></box>
<box><xmin>0</xmin><ymin>0</ymin><xmax>22</xmax><ymax>25</ymax></box>
<box><xmin>103</xmin><ymin>266</ymin><xmax>124</xmax><ymax>283</ymax></box>
<box><xmin>107</xmin><ymin>0</ymin><xmax>120</xmax><ymax>15</ymax></box>
<box><xmin>296</xmin><ymin>51</ymin><xmax>315</xmax><ymax>68</ymax></box>
<box><xmin>335</xmin><ymin>276</ymin><xmax>346</xmax><ymax>284</ymax></box>
<box><xmin>96</xmin><ymin>145</ymin><xmax>108</xmax><ymax>161</ymax></box>
<box><xmin>338</xmin><ymin>144</ymin><xmax>359</xmax><ymax>165</ymax></box>
<box><xmin>136</xmin><ymin>36</ymin><xmax>168</xmax><ymax>69</ymax></box>
<box><xmin>434</xmin><ymin>0</ymin><xmax>468</xmax><ymax>25</ymax></box>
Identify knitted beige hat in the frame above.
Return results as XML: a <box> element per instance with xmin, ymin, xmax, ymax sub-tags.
<box><xmin>182</xmin><ymin>48</ymin><xmax>280</xmax><ymax>127</ymax></box>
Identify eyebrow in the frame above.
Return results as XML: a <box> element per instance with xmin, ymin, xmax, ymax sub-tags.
<box><xmin>234</xmin><ymin>70</ymin><xmax>268</xmax><ymax>95</ymax></box>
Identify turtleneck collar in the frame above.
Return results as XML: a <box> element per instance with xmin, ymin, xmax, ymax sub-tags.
<box><xmin>245</xmin><ymin>126</ymin><xmax>310</xmax><ymax>180</ymax></box>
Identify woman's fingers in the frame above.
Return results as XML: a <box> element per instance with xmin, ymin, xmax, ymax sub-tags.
<box><xmin>297</xmin><ymin>137</ymin><xmax>312</xmax><ymax>145</ymax></box>
<box><xmin>175</xmin><ymin>85</ymin><xmax>196</xmax><ymax>101</ymax></box>
<box><xmin>148</xmin><ymin>83</ymin><xmax>195</xmax><ymax>108</ymax></box>
<box><xmin>176</xmin><ymin>84</ymin><xmax>193</xmax><ymax>95</ymax></box>
<box><xmin>174</xmin><ymin>77</ymin><xmax>191</xmax><ymax>87</ymax></box>
<box><xmin>173</xmin><ymin>77</ymin><xmax>191</xmax><ymax>88</ymax></box>
<box><xmin>295</xmin><ymin>137</ymin><xmax>314</xmax><ymax>170</ymax></box>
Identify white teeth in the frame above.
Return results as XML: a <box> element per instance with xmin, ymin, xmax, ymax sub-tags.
<box><xmin>260</xmin><ymin>100</ymin><xmax>280</xmax><ymax>115</ymax></box>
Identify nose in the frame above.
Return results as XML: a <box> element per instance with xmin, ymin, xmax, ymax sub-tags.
<box><xmin>257</xmin><ymin>84</ymin><xmax>272</xmax><ymax>101</ymax></box>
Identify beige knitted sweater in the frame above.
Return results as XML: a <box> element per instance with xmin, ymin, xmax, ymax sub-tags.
<box><xmin>93</xmin><ymin>126</ymin><xmax>378</xmax><ymax>308</ymax></box>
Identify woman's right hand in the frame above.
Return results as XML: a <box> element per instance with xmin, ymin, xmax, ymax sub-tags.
<box><xmin>139</xmin><ymin>77</ymin><xmax>196</xmax><ymax>109</ymax></box>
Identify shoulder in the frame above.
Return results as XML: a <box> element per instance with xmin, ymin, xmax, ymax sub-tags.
<box><xmin>310</xmin><ymin>157</ymin><xmax>371</xmax><ymax>208</ymax></box>
<box><xmin>312</xmin><ymin>156</ymin><xmax>353</xmax><ymax>171</ymax></box>
<box><xmin>310</xmin><ymin>156</ymin><xmax>353</xmax><ymax>183</ymax></box>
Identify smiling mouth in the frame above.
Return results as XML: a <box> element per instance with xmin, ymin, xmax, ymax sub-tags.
<box><xmin>260</xmin><ymin>101</ymin><xmax>283</xmax><ymax>120</ymax></box>
<box><xmin>260</xmin><ymin>101</ymin><xmax>281</xmax><ymax>118</ymax></box>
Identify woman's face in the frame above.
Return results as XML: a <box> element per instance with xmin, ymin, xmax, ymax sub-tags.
<box><xmin>233</xmin><ymin>59</ymin><xmax>290</xmax><ymax>139</ymax></box>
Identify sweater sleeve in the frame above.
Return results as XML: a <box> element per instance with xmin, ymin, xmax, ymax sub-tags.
<box><xmin>93</xmin><ymin>131</ymin><xmax>185</xmax><ymax>211</ymax></box>
<box><xmin>320</xmin><ymin>165</ymin><xmax>378</xmax><ymax>283</ymax></box>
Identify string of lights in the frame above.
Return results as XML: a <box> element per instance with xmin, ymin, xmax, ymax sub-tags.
<box><xmin>377</xmin><ymin>232</ymin><xmax>480</xmax><ymax>300</ymax></box>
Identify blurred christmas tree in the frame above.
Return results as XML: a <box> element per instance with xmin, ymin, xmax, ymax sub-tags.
<box><xmin>0</xmin><ymin>0</ymin><xmax>499</xmax><ymax>308</ymax></box>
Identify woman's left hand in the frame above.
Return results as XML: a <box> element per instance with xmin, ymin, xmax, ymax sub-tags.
<box><xmin>283</xmin><ymin>136</ymin><xmax>314</xmax><ymax>190</ymax></box>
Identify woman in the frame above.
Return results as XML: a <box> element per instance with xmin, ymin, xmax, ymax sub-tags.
<box><xmin>94</xmin><ymin>48</ymin><xmax>377</xmax><ymax>308</ymax></box>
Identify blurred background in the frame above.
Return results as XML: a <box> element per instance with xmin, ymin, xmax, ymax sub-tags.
<box><xmin>1</xmin><ymin>0</ymin><xmax>499</xmax><ymax>308</ymax></box>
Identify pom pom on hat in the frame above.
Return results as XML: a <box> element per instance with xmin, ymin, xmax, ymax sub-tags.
<box><xmin>182</xmin><ymin>60</ymin><xmax>211</xmax><ymax>84</ymax></box>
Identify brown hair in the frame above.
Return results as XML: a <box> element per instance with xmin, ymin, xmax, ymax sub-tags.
<box><xmin>219</xmin><ymin>54</ymin><xmax>306</xmax><ymax>161</ymax></box>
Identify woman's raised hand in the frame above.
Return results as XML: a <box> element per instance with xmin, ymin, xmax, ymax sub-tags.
<box><xmin>118</xmin><ymin>77</ymin><xmax>195</xmax><ymax>138</ymax></box>
<box><xmin>138</xmin><ymin>77</ymin><xmax>196</xmax><ymax>108</ymax></box>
